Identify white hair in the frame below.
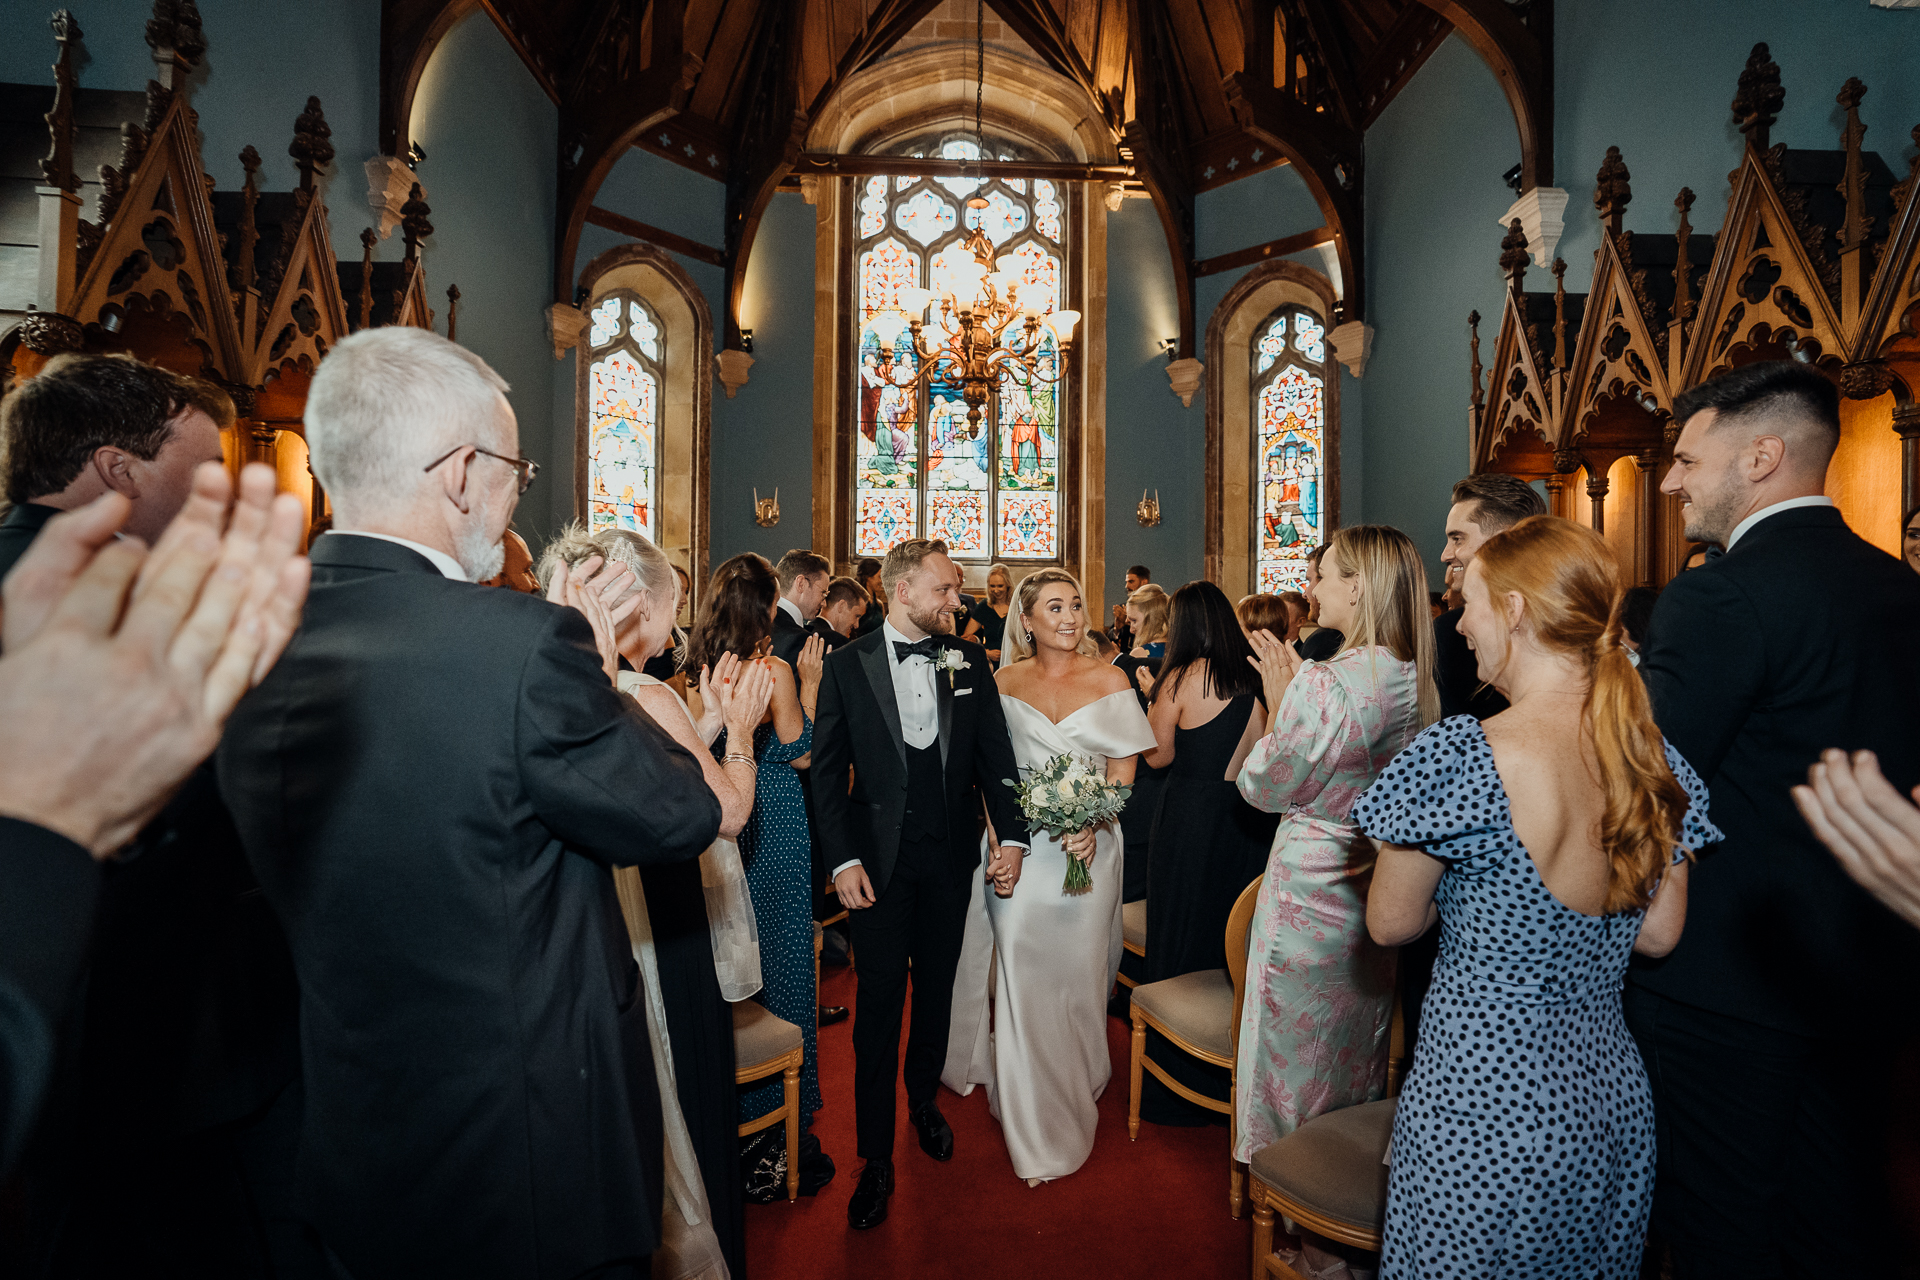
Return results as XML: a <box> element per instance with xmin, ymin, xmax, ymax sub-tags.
<box><xmin>306</xmin><ymin>326</ymin><xmax>511</xmax><ymax>516</ymax></box>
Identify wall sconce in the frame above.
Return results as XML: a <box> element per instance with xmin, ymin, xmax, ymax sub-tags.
<box><xmin>738</xmin><ymin>328</ymin><xmax>755</xmax><ymax>354</ymax></box>
<box><xmin>407</xmin><ymin>141</ymin><xmax>427</xmax><ymax>169</ymax></box>
<box><xmin>1136</xmin><ymin>489</ymin><xmax>1162</xmax><ymax>527</ymax></box>
<box><xmin>753</xmin><ymin>487</ymin><xmax>780</xmax><ymax>527</ymax></box>
<box><xmin>1157</xmin><ymin>337</ymin><xmax>1177</xmax><ymax>364</ymax></box>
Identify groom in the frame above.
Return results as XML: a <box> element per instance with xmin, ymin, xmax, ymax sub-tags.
<box><xmin>811</xmin><ymin>538</ymin><xmax>1031</xmax><ymax>1229</ymax></box>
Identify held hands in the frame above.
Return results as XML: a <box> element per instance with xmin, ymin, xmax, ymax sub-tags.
<box><xmin>1246</xmin><ymin>628</ymin><xmax>1302</xmax><ymax>718</ymax></box>
<box><xmin>985</xmin><ymin>841</ymin><xmax>1024</xmax><ymax>897</ymax></box>
<box><xmin>0</xmin><ymin>462</ymin><xmax>310</xmax><ymax>858</ymax></box>
<box><xmin>1793</xmin><ymin>748</ymin><xmax>1920</xmax><ymax>930</ymax></box>
<box><xmin>834</xmin><ymin>863</ymin><xmax>877</xmax><ymax>910</ymax></box>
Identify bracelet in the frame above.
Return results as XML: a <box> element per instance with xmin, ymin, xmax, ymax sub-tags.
<box><xmin>722</xmin><ymin>753</ymin><xmax>758</xmax><ymax>769</ymax></box>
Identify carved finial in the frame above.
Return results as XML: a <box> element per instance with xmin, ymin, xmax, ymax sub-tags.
<box><xmin>1836</xmin><ymin>78</ymin><xmax>1872</xmax><ymax>255</ymax></box>
<box><xmin>145</xmin><ymin>0</ymin><xmax>206</xmax><ymax>70</ymax></box>
<box><xmin>235</xmin><ymin>145</ymin><xmax>261</xmax><ymax>298</ymax></box>
<box><xmin>1552</xmin><ymin>259</ymin><xmax>1569</xmax><ymax>372</ymax></box>
<box><xmin>290</xmin><ymin>96</ymin><xmax>334</xmax><ymax>191</ymax></box>
<box><xmin>446</xmin><ymin>283</ymin><xmax>461</xmax><ymax>343</ymax></box>
<box><xmin>1594</xmin><ymin>146</ymin><xmax>1632</xmax><ymax>237</ymax></box>
<box><xmin>1468</xmin><ymin>310</ymin><xmax>1484</xmax><ymax>414</ymax></box>
<box><xmin>356</xmin><ymin>227</ymin><xmax>377</xmax><ymax>331</ymax></box>
<box><xmin>1731</xmin><ymin>43</ymin><xmax>1784</xmax><ymax>151</ymax></box>
<box><xmin>1673</xmin><ymin>187</ymin><xmax>1696</xmax><ymax>323</ymax></box>
<box><xmin>41</xmin><ymin>12</ymin><xmax>82</xmax><ymax>192</ymax></box>
<box><xmin>1891</xmin><ymin>124</ymin><xmax>1920</xmax><ymax>220</ymax></box>
<box><xmin>1499</xmin><ymin>219</ymin><xmax>1529</xmax><ymax>294</ymax></box>
<box><xmin>400</xmin><ymin>183</ymin><xmax>433</xmax><ymax>264</ymax></box>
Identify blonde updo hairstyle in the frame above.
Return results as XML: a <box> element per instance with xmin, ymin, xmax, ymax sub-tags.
<box><xmin>1001</xmin><ymin>567</ymin><xmax>1101</xmax><ymax>667</ymax></box>
<box><xmin>535</xmin><ymin>521</ymin><xmax>686</xmax><ymax>667</ymax></box>
<box><xmin>1125</xmin><ymin>583</ymin><xmax>1170</xmax><ymax>646</ymax></box>
<box><xmin>1472</xmin><ymin>515</ymin><xmax>1691</xmax><ymax>913</ymax></box>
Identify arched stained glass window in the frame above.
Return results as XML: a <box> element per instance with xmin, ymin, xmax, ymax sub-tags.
<box><xmin>852</xmin><ymin>133</ymin><xmax>1067</xmax><ymax>562</ymax></box>
<box><xmin>587</xmin><ymin>291</ymin><xmax>662</xmax><ymax>539</ymax></box>
<box><xmin>1253</xmin><ymin>306</ymin><xmax>1328</xmax><ymax>593</ymax></box>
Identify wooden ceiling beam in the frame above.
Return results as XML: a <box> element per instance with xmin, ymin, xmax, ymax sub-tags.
<box><xmin>1411</xmin><ymin>0</ymin><xmax>1553</xmax><ymax>188</ymax></box>
<box><xmin>791</xmin><ymin>153</ymin><xmax>1133</xmax><ymax>180</ymax></box>
<box><xmin>1294</xmin><ymin>0</ymin><xmax>1364</xmax><ymax>131</ymax></box>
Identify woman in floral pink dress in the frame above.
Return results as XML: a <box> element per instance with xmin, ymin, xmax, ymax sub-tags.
<box><xmin>1233</xmin><ymin>526</ymin><xmax>1438</xmax><ymax>1182</ymax></box>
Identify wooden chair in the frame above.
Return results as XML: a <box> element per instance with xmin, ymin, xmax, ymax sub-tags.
<box><xmin>1246</xmin><ymin>967</ymin><xmax>1411</xmax><ymax>1277</ymax></box>
<box><xmin>1246</xmin><ymin>1098</ymin><xmax>1397</xmax><ymax>1280</ymax></box>
<box><xmin>1127</xmin><ymin>877</ymin><xmax>1263</xmax><ymax>1217</ymax></box>
<box><xmin>1117</xmin><ymin>899</ymin><xmax>1147</xmax><ymax>989</ymax></box>
<box><xmin>733</xmin><ymin>1001</ymin><xmax>803</xmax><ymax>1201</ymax></box>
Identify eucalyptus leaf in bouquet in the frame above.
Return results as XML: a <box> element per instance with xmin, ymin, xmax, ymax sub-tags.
<box><xmin>1002</xmin><ymin>752</ymin><xmax>1132</xmax><ymax>894</ymax></box>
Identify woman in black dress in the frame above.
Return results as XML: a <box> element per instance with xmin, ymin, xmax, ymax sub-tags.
<box><xmin>962</xmin><ymin>562</ymin><xmax>1014</xmax><ymax>664</ymax></box>
<box><xmin>1138</xmin><ymin>581</ymin><xmax>1280</xmax><ymax>1124</ymax></box>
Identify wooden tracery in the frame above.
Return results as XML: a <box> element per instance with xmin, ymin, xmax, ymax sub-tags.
<box><xmin>1471</xmin><ymin>42</ymin><xmax>1920</xmax><ymax>585</ymax></box>
<box><xmin>5</xmin><ymin>5</ymin><xmax>442</xmax><ymax>544</ymax></box>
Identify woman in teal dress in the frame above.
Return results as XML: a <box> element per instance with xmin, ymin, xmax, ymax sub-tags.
<box><xmin>687</xmin><ymin>554</ymin><xmax>831</xmax><ymax>1197</ymax></box>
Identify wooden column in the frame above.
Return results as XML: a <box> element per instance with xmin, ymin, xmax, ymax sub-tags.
<box><xmin>1586</xmin><ymin>469</ymin><xmax>1609</xmax><ymax>534</ymax></box>
<box><xmin>1897</xmin><ymin>403</ymin><xmax>1920</xmax><ymax>519</ymax></box>
<box><xmin>1634</xmin><ymin>451</ymin><xmax>1658</xmax><ymax>587</ymax></box>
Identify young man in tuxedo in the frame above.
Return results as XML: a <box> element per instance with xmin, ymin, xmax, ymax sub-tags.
<box><xmin>1433</xmin><ymin>471</ymin><xmax>1544</xmax><ymax>719</ymax></box>
<box><xmin>810</xmin><ymin>538</ymin><xmax>1031</xmax><ymax>1229</ymax></box>
<box><xmin>218</xmin><ymin>327</ymin><xmax>721</xmax><ymax>1280</ymax></box>
<box><xmin>771</xmin><ymin>548</ymin><xmax>831</xmax><ymax>665</ymax></box>
<box><xmin>1629</xmin><ymin>360</ymin><xmax>1920</xmax><ymax>1278</ymax></box>
<box><xmin>819</xmin><ymin>575</ymin><xmax>871</xmax><ymax>641</ymax></box>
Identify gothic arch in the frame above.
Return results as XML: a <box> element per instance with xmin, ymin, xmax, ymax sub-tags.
<box><xmin>573</xmin><ymin>241</ymin><xmax>713</xmax><ymax>609</ymax></box>
<box><xmin>1205</xmin><ymin>260</ymin><xmax>1341</xmax><ymax>593</ymax></box>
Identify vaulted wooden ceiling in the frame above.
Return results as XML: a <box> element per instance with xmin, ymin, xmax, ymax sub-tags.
<box><xmin>380</xmin><ymin>0</ymin><xmax>1551</xmax><ymax>352</ymax></box>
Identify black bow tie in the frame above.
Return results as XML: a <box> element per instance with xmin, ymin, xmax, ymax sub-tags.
<box><xmin>893</xmin><ymin>637</ymin><xmax>945</xmax><ymax>662</ymax></box>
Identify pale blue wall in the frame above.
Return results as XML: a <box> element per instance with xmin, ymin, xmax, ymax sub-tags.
<box><xmin>0</xmin><ymin>0</ymin><xmax>386</xmax><ymax>263</ymax></box>
<box><xmin>411</xmin><ymin>11</ymin><xmax>561</xmax><ymax>539</ymax></box>
<box><xmin>1105</xmin><ymin>198</ymin><xmax>1203</xmax><ymax>599</ymax></box>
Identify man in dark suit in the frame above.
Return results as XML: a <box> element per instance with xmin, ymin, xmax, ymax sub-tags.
<box><xmin>1432</xmin><ymin>471</ymin><xmax>1544</xmax><ymax>719</ymax></box>
<box><xmin>1628</xmin><ymin>360</ymin><xmax>1920</xmax><ymax>1279</ymax></box>
<box><xmin>217</xmin><ymin>327</ymin><xmax>721</xmax><ymax>1280</ymax></box>
<box><xmin>771</xmin><ymin>548</ymin><xmax>832</xmax><ymax>665</ymax></box>
<box><xmin>818</xmin><ymin>575</ymin><xmax>872</xmax><ymax>643</ymax></box>
<box><xmin>811</xmin><ymin>538</ymin><xmax>1030</xmax><ymax>1230</ymax></box>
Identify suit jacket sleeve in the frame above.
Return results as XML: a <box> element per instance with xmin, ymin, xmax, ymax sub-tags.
<box><xmin>969</xmin><ymin>661</ymin><xmax>1031</xmax><ymax>848</ymax></box>
<box><xmin>0</xmin><ymin>817</ymin><xmax>101</xmax><ymax>1176</ymax></box>
<box><xmin>518</xmin><ymin>607</ymin><xmax>722</xmax><ymax>865</ymax></box>
<box><xmin>809</xmin><ymin>653</ymin><xmax>857</xmax><ymax>869</ymax></box>
<box><xmin>1640</xmin><ymin>568</ymin><xmax>1767</xmax><ymax>783</ymax></box>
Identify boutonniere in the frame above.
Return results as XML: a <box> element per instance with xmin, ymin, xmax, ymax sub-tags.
<box><xmin>933</xmin><ymin>646</ymin><xmax>969</xmax><ymax>688</ymax></box>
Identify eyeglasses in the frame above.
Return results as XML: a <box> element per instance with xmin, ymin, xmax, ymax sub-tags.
<box><xmin>424</xmin><ymin>445</ymin><xmax>539</xmax><ymax>494</ymax></box>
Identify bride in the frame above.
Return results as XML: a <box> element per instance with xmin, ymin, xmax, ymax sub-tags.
<box><xmin>943</xmin><ymin>568</ymin><xmax>1157</xmax><ymax>1183</ymax></box>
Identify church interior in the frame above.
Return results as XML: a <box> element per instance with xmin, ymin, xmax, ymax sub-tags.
<box><xmin>3</xmin><ymin>0</ymin><xmax>1919</xmax><ymax>1277</ymax></box>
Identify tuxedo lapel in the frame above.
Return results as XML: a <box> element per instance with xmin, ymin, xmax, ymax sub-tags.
<box><xmin>860</xmin><ymin>635</ymin><xmax>908</xmax><ymax>767</ymax></box>
<box><xmin>936</xmin><ymin>658</ymin><xmax>954</xmax><ymax>768</ymax></box>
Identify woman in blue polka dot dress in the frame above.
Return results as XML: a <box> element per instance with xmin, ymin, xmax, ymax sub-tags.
<box><xmin>687</xmin><ymin>554</ymin><xmax>832</xmax><ymax>1192</ymax></box>
<box><xmin>1355</xmin><ymin>518</ymin><xmax>1722</xmax><ymax>1279</ymax></box>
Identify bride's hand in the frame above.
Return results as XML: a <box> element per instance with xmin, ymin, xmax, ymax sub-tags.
<box><xmin>1062</xmin><ymin>827</ymin><xmax>1096</xmax><ymax>866</ymax></box>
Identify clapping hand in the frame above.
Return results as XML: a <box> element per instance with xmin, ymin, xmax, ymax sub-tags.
<box><xmin>546</xmin><ymin>554</ymin><xmax>637</xmax><ymax>683</ymax></box>
<box><xmin>0</xmin><ymin>462</ymin><xmax>310</xmax><ymax>857</ymax></box>
<box><xmin>1246</xmin><ymin>627</ymin><xmax>1302</xmax><ymax>718</ymax></box>
<box><xmin>1794</xmin><ymin>748</ymin><xmax>1920</xmax><ymax>930</ymax></box>
<box><xmin>725</xmin><ymin>656</ymin><xmax>777</xmax><ymax>738</ymax></box>
<box><xmin>692</xmin><ymin>652</ymin><xmax>741</xmax><ymax>744</ymax></box>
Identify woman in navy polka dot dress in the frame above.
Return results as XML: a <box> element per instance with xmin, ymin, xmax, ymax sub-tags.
<box><xmin>1355</xmin><ymin>518</ymin><xmax>1722</xmax><ymax>1279</ymax></box>
<box><xmin>687</xmin><ymin>555</ymin><xmax>832</xmax><ymax>1191</ymax></box>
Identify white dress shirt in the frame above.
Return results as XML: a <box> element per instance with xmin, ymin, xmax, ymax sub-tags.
<box><xmin>329</xmin><ymin>530</ymin><xmax>468</xmax><ymax>581</ymax></box>
<box><xmin>1725</xmin><ymin>495</ymin><xmax>1834</xmax><ymax>551</ymax></box>
<box><xmin>831</xmin><ymin>620</ymin><xmax>1022</xmax><ymax>881</ymax></box>
<box><xmin>777</xmin><ymin>595</ymin><xmax>806</xmax><ymax>627</ymax></box>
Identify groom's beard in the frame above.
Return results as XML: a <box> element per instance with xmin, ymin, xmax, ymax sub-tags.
<box><xmin>906</xmin><ymin>602</ymin><xmax>956</xmax><ymax>636</ymax></box>
<box><xmin>454</xmin><ymin>519</ymin><xmax>506</xmax><ymax>583</ymax></box>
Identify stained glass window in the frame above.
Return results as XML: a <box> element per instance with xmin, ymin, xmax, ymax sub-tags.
<box><xmin>1253</xmin><ymin>309</ymin><xmax>1329</xmax><ymax>593</ymax></box>
<box><xmin>852</xmin><ymin>132</ymin><xmax>1068</xmax><ymax>562</ymax></box>
<box><xmin>588</xmin><ymin>289</ymin><xmax>663</xmax><ymax>539</ymax></box>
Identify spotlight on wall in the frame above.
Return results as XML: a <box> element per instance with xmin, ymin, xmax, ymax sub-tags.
<box><xmin>739</xmin><ymin>328</ymin><xmax>755</xmax><ymax>354</ymax></box>
<box><xmin>1502</xmin><ymin>162</ymin><xmax>1523</xmax><ymax>194</ymax></box>
<box><xmin>1157</xmin><ymin>337</ymin><xmax>1177</xmax><ymax>364</ymax></box>
<box><xmin>408</xmin><ymin>141</ymin><xmax>428</xmax><ymax>170</ymax></box>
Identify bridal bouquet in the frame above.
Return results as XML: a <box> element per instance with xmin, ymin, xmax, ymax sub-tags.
<box><xmin>1003</xmin><ymin>753</ymin><xmax>1132</xmax><ymax>895</ymax></box>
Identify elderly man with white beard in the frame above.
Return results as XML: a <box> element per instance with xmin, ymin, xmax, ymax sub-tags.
<box><xmin>216</xmin><ymin>326</ymin><xmax>722</xmax><ymax>1280</ymax></box>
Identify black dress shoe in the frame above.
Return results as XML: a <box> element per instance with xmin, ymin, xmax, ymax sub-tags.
<box><xmin>847</xmin><ymin>1160</ymin><xmax>893</xmax><ymax>1229</ymax></box>
<box><xmin>818</xmin><ymin>1004</ymin><xmax>849</xmax><ymax>1026</ymax></box>
<box><xmin>908</xmin><ymin>1101</ymin><xmax>953</xmax><ymax>1162</ymax></box>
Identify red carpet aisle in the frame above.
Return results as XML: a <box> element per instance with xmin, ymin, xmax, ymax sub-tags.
<box><xmin>743</xmin><ymin>963</ymin><xmax>1250</xmax><ymax>1279</ymax></box>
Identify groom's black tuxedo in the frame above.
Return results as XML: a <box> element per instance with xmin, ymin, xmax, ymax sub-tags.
<box><xmin>217</xmin><ymin>535</ymin><xmax>721</xmax><ymax>1280</ymax></box>
<box><xmin>810</xmin><ymin>626</ymin><xmax>1028</xmax><ymax>1161</ymax></box>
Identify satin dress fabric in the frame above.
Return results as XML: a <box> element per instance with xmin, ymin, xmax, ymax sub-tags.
<box><xmin>943</xmin><ymin>689</ymin><xmax>1158</xmax><ymax>1182</ymax></box>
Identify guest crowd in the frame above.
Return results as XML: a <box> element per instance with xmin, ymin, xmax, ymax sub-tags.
<box><xmin>0</xmin><ymin>333</ymin><xmax>1916</xmax><ymax>1280</ymax></box>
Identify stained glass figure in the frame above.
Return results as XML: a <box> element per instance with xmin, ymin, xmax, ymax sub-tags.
<box><xmin>587</xmin><ymin>293</ymin><xmax>663</xmax><ymax>540</ymax></box>
<box><xmin>851</xmin><ymin>130</ymin><xmax>1069</xmax><ymax>562</ymax></box>
<box><xmin>1252</xmin><ymin>308</ymin><xmax>1330</xmax><ymax>593</ymax></box>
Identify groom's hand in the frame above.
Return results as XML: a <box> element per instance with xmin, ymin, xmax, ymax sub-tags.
<box><xmin>834</xmin><ymin>864</ymin><xmax>876</xmax><ymax>910</ymax></box>
<box><xmin>987</xmin><ymin>843</ymin><xmax>1024</xmax><ymax>893</ymax></box>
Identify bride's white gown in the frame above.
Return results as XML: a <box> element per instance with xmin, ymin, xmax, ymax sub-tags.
<box><xmin>942</xmin><ymin>689</ymin><xmax>1157</xmax><ymax>1181</ymax></box>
